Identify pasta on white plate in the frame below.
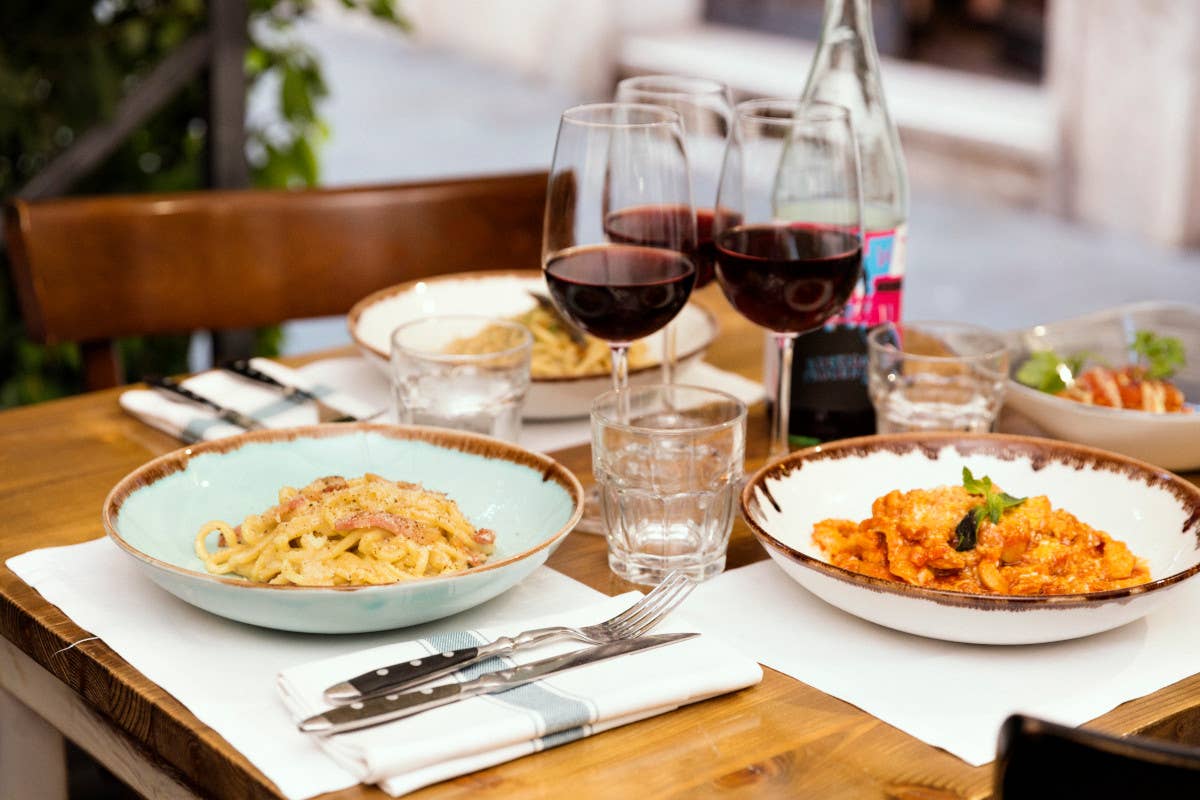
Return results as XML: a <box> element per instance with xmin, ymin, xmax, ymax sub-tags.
<box><xmin>447</xmin><ymin>305</ymin><xmax>653</xmax><ymax>378</ymax></box>
<box><xmin>194</xmin><ymin>474</ymin><xmax>495</xmax><ymax>586</ymax></box>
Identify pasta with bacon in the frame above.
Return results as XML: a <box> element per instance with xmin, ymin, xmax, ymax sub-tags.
<box><xmin>194</xmin><ymin>474</ymin><xmax>494</xmax><ymax>586</ymax></box>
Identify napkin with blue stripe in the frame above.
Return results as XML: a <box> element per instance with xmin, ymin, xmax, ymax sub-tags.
<box><xmin>118</xmin><ymin>358</ymin><xmax>380</xmax><ymax>441</ymax></box>
<box><xmin>276</xmin><ymin>593</ymin><xmax>762</xmax><ymax>796</ymax></box>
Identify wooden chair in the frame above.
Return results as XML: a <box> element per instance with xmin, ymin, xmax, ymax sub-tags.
<box><xmin>3</xmin><ymin>171</ymin><xmax>548</xmax><ymax>389</ymax></box>
<box><xmin>994</xmin><ymin>714</ymin><xmax>1200</xmax><ymax>798</ymax></box>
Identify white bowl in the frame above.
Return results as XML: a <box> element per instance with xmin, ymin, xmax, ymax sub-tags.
<box><xmin>103</xmin><ymin>424</ymin><xmax>584</xmax><ymax>633</ymax></box>
<box><xmin>347</xmin><ymin>270</ymin><xmax>719</xmax><ymax>420</ymax></box>
<box><xmin>1003</xmin><ymin>302</ymin><xmax>1200</xmax><ymax>471</ymax></box>
<box><xmin>740</xmin><ymin>433</ymin><xmax>1200</xmax><ymax>645</ymax></box>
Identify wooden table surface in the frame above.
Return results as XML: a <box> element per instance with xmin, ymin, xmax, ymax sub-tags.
<box><xmin>2</xmin><ymin>284</ymin><xmax>1199</xmax><ymax>799</ymax></box>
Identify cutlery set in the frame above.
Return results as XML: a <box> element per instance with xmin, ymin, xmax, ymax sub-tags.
<box><xmin>145</xmin><ymin>361</ymin><xmax>365</xmax><ymax>429</ymax></box>
<box><xmin>303</xmin><ymin>571</ymin><xmax>698</xmax><ymax>736</ymax></box>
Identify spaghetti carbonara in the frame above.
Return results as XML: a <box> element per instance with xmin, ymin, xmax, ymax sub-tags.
<box><xmin>447</xmin><ymin>306</ymin><xmax>653</xmax><ymax>378</ymax></box>
<box><xmin>194</xmin><ymin>474</ymin><xmax>494</xmax><ymax>586</ymax></box>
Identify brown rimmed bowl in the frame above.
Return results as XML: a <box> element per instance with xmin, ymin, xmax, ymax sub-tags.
<box><xmin>102</xmin><ymin>424</ymin><xmax>584</xmax><ymax>633</ymax></box>
<box><xmin>740</xmin><ymin>432</ymin><xmax>1200</xmax><ymax>645</ymax></box>
<box><xmin>347</xmin><ymin>270</ymin><xmax>720</xmax><ymax>420</ymax></box>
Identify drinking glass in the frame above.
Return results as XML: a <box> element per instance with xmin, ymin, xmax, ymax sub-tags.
<box><xmin>615</xmin><ymin>75</ymin><xmax>733</xmax><ymax>383</ymax></box>
<box><xmin>592</xmin><ymin>384</ymin><xmax>746</xmax><ymax>585</ymax></box>
<box><xmin>390</xmin><ymin>315</ymin><xmax>533</xmax><ymax>442</ymax></box>
<box><xmin>542</xmin><ymin>103</ymin><xmax>698</xmax><ymax>393</ymax></box>
<box><xmin>712</xmin><ymin>99</ymin><xmax>864</xmax><ymax>458</ymax></box>
<box><xmin>867</xmin><ymin>321</ymin><xmax>1010</xmax><ymax>433</ymax></box>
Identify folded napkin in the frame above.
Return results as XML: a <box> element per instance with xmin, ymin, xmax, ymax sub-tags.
<box><xmin>277</xmin><ymin>595</ymin><xmax>762</xmax><ymax>796</ymax></box>
<box><xmin>119</xmin><ymin>358</ymin><xmax>380</xmax><ymax>441</ymax></box>
<box><xmin>686</xmin><ymin>560</ymin><xmax>1200</xmax><ymax>766</ymax></box>
<box><xmin>121</xmin><ymin>355</ymin><xmax>766</xmax><ymax>455</ymax></box>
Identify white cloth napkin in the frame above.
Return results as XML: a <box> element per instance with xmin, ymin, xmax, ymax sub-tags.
<box><xmin>118</xmin><ymin>358</ymin><xmax>381</xmax><ymax>442</ymax></box>
<box><xmin>120</xmin><ymin>356</ymin><xmax>766</xmax><ymax>455</ymax></box>
<box><xmin>5</xmin><ymin>538</ymin><xmax>760</xmax><ymax>799</ymax></box>
<box><xmin>277</xmin><ymin>597</ymin><xmax>762</xmax><ymax>796</ymax></box>
<box><xmin>687</xmin><ymin>560</ymin><xmax>1200</xmax><ymax>766</ymax></box>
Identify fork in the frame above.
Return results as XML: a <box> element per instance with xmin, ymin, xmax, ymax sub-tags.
<box><xmin>322</xmin><ymin>570</ymin><xmax>696</xmax><ymax>704</ymax></box>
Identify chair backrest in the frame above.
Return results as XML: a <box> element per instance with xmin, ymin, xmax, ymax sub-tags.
<box><xmin>994</xmin><ymin>714</ymin><xmax>1200</xmax><ymax>799</ymax></box>
<box><xmin>3</xmin><ymin>171</ymin><xmax>548</xmax><ymax>388</ymax></box>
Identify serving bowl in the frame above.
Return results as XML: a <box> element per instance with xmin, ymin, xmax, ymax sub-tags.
<box><xmin>1003</xmin><ymin>302</ymin><xmax>1200</xmax><ymax>471</ymax></box>
<box><xmin>102</xmin><ymin>424</ymin><xmax>584</xmax><ymax>633</ymax></box>
<box><xmin>740</xmin><ymin>433</ymin><xmax>1200</xmax><ymax>645</ymax></box>
<box><xmin>348</xmin><ymin>270</ymin><xmax>720</xmax><ymax>420</ymax></box>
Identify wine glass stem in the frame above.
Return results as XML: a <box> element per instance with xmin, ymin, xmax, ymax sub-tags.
<box><xmin>660</xmin><ymin>321</ymin><xmax>677</xmax><ymax>385</ymax></box>
<box><xmin>770</xmin><ymin>333</ymin><xmax>798</xmax><ymax>459</ymax></box>
<box><xmin>610</xmin><ymin>343</ymin><xmax>631</xmax><ymax>423</ymax></box>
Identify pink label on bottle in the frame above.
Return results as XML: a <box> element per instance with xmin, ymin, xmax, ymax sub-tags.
<box><xmin>827</xmin><ymin>225</ymin><xmax>906</xmax><ymax>327</ymax></box>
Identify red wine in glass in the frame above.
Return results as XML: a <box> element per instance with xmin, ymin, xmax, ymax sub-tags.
<box><xmin>544</xmin><ymin>244</ymin><xmax>696</xmax><ymax>343</ymax></box>
<box><xmin>604</xmin><ymin>204</ymin><xmax>716</xmax><ymax>288</ymax></box>
<box><xmin>714</xmin><ymin>224</ymin><xmax>862</xmax><ymax>333</ymax></box>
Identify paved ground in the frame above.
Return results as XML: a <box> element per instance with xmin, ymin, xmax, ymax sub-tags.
<box><xmin>276</xmin><ymin>9</ymin><xmax>1200</xmax><ymax>355</ymax></box>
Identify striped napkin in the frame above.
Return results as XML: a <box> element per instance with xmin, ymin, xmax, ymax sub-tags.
<box><xmin>118</xmin><ymin>358</ymin><xmax>381</xmax><ymax>442</ymax></box>
<box><xmin>277</xmin><ymin>593</ymin><xmax>762</xmax><ymax>796</ymax></box>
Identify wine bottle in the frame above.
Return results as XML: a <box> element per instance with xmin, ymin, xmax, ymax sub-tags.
<box><xmin>771</xmin><ymin>0</ymin><xmax>910</xmax><ymax>446</ymax></box>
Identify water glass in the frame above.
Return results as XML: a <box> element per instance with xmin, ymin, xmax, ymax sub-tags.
<box><xmin>591</xmin><ymin>385</ymin><xmax>747</xmax><ymax>585</ymax></box>
<box><xmin>867</xmin><ymin>321</ymin><xmax>1010</xmax><ymax>433</ymax></box>
<box><xmin>390</xmin><ymin>315</ymin><xmax>532</xmax><ymax>442</ymax></box>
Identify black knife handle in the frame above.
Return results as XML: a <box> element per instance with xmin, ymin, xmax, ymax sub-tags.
<box><xmin>146</xmin><ymin>376</ymin><xmax>221</xmax><ymax>413</ymax></box>
<box><xmin>345</xmin><ymin>647</ymin><xmax>482</xmax><ymax>699</ymax></box>
<box><xmin>223</xmin><ymin>359</ymin><xmax>315</xmax><ymax>402</ymax></box>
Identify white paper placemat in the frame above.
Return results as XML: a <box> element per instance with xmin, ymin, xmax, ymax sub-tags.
<box><xmin>6</xmin><ymin>539</ymin><xmax>608</xmax><ymax>799</ymax></box>
<box><xmin>686</xmin><ymin>559</ymin><xmax>1200</xmax><ymax>766</ymax></box>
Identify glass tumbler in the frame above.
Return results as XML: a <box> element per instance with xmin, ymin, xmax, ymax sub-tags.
<box><xmin>867</xmin><ymin>321</ymin><xmax>1010</xmax><ymax>433</ymax></box>
<box><xmin>390</xmin><ymin>315</ymin><xmax>533</xmax><ymax>442</ymax></box>
<box><xmin>591</xmin><ymin>384</ymin><xmax>747</xmax><ymax>585</ymax></box>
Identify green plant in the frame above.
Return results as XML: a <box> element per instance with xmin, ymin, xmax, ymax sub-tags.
<box><xmin>0</xmin><ymin>0</ymin><xmax>408</xmax><ymax>406</ymax></box>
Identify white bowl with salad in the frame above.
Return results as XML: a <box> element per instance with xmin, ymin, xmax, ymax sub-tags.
<box><xmin>1004</xmin><ymin>302</ymin><xmax>1200</xmax><ymax>471</ymax></box>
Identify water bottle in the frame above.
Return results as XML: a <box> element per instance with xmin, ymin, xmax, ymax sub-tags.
<box><xmin>772</xmin><ymin>0</ymin><xmax>910</xmax><ymax>446</ymax></box>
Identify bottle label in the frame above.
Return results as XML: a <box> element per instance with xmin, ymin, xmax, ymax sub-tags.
<box><xmin>829</xmin><ymin>225</ymin><xmax>906</xmax><ymax>327</ymax></box>
<box><xmin>767</xmin><ymin>224</ymin><xmax>907</xmax><ymax>442</ymax></box>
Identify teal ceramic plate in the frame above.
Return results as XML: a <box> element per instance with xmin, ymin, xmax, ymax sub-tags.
<box><xmin>102</xmin><ymin>424</ymin><xmax>584</xmax><ymax>633</ymax></box>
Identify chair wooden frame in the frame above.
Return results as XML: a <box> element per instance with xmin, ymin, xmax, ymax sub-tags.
<box><xmin>4</xmin><ymin>171</ymin><xmax>548</xmax><ymax>389</ymax></box>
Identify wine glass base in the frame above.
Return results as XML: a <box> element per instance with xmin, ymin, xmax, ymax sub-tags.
<box><xmin>572</xmin><ymin>486</ymin><xmax>607</xmax><ymax>535</ymax></box>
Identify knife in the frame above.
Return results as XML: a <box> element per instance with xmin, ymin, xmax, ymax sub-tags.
<box><xmin>298</xmin><ymin>632</ymin><xmax>698</xmax><ymax>736</ymax></box>
<box><xmin>145</xmin><ymin>376</ymin><xmax>265</xmax><ymax>432</ymax></box>
<box><xmin>220</xmin><ymin>359</ymin><xmax>356</xmax><ymax>423</ymax></box>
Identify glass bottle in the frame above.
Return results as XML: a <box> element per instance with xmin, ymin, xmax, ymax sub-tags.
<box><xmin>772</xmin><ymin>0</ymin><xmax>910</xmax><ymax>446</ymax></box>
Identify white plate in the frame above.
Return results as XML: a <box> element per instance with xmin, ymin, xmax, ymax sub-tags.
<box><xmin>348</xmin><ymin>270</ymin><xmax>719</xmax><ymax>420</ymax></box>
<box><xmin>741</xmin><ymin>433</ymin><xmax>1200</xmax><ymax>645</ymax></box>
<box><xmin>1003</xmin><ymin>301</ymin><xmax>1200</xmax><ymax>471</ymax></box>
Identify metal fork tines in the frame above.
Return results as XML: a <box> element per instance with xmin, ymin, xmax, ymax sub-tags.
<box><xmin>322</xmin><ymin>570</ymin><xmax>696</xmax><ymax>704</ymax></box>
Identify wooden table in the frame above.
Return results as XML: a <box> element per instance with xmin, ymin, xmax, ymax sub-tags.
<box><xmin>2</xmin><ymin>285</ymin><xmax>1199</xmax><ymax>800</ymax></box>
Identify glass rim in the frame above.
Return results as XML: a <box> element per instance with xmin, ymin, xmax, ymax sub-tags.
<box><xmin>389</xmin><ymin>314</ymin><xmax>533</xmax><ymax>362</ymax></box>
<box><xmin>591</xmin><ymin>383</ymin><xmax>748</xmax><ymax>435</ymax></box>
<box><xmin>616</xmin><ymin>74</ymin><xmax>730</xmax><ymax>99</ymax></box>
<box><xmin>733</xmin><ymin>98</ymin><xmax>851</xmax><ymax>125</ymax></box>
<box><xmin>560</xmin><ymin>102</ymin><xmax>683</xmax><ymax>129</ymax></box>
<box><xmin>866</xmin><ymin>321</ymin><xmax>1011</xmax><ymax>364</ymax></box>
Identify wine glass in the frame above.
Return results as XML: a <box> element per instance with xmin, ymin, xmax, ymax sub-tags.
<box><xmin>614</xmin><ymin>75</ymin><xmax>733</xmax><ymax>384</ymax></box>
<box><xmin>542</xmin><ymin>103</ymin><xmax>698</xmax><ymax>393</ymax></box>
<box><xmin>712</xmin><ymin>99</ymin><xmax>864</xmax><ymax>458</ymax></box>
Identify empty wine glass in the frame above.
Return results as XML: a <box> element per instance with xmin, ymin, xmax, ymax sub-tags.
<box><xmin>712</xmin><ymin>99</ymin><xmax>864</xmax><ymax>458</ymax></box>
<box><xmin>615</xmin><ymin>75</ymin><xmax>733</xmax><ymax>383</ymax></box>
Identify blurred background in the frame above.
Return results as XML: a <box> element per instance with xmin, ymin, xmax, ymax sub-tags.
<box><xmin>3</xmin><ymin>0</ymin><xmax>1199</xmax><ymax>407</ymax></box>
